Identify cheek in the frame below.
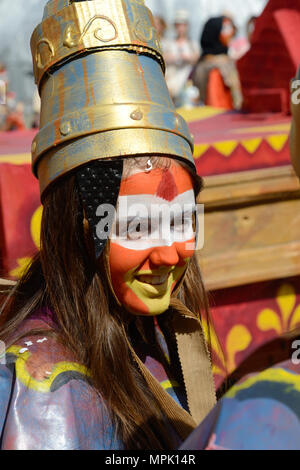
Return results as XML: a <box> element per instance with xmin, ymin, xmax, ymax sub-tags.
<box><xmin>109</xmin><ymin>240</ymin><xmax>195</xmax><ymax>315</ymax></box>
<box><xmin>109</xmin><ymin>238</ymin><xmax>195</xmax><ymax>278</ymax></box>
<box><xmin>220</xmin><ymin>32</ymin><xmax>231</xmax><ymax>46</ymax></box>
<box><xmin>174</xmin><ymin>237</ymin><xmax>195</xmax><ymax>262</ymax></box>
<box><xmin>109</xmin><ymin>243</ymin><xmax>151</xmax><ymax>280</ymax></box>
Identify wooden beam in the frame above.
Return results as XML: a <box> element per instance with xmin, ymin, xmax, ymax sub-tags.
<box><xmin>197</xmin><ymin>165</ymin><xmax>300</xmax><ymax>290</ymax></box>
<box><xmin>199</xmin><ymin>165</ymin><xmax>300</xmax><ymax>209</ymax></box>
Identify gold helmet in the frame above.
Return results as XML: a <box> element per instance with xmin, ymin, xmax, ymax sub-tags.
<box><xmin>31</xmin><ymin>0</ymin><xmax>195</xmax><ymax>198</ymax></box>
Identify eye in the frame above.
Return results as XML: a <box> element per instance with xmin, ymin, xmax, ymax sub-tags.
<box><xmin>126</xmin><ymin>218</ymin><xmax>149</xmax><ymax>240</ymax></box>
<box><xmin>170</xmin><ymin>214</ymin><xmax>187</xmax><ymax>233</ymax></box>
<box><xmin>170</xmin><ymin>211</ymin><xmax>196</xmax><ymax>238</ymax></box>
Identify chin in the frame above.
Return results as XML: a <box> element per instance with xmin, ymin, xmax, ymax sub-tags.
<box><xmin>124</xmin><ymin>299</ymin><xmax>171</xmax><ymax>316</ymax></box>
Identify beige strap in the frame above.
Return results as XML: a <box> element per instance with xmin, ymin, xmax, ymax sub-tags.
<box><xmin>171</xmin><ymin>300</ymin><xmax>217</xmax><ymax>424</ymax></box>
<box><xmin>126</xmin><ymin>337</ymin><xmax>198</xmax><ymax>441</ymax></box>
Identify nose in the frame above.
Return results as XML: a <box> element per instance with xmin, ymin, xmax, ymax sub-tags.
<box><xmin>149</xmin><ymin>244</ymin><xmax>180</xmax><ymax>268</ymax></box>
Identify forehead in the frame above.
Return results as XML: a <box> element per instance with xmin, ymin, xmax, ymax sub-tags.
<box><xmin>119</xmin><ymin>162</ymin><xmax>194</xmax><ymax>197</ymax></box>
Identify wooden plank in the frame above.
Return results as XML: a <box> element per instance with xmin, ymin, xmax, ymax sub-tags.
<box><xmin>198</xmin><ymin>165</ymin><xmax>300</xmax><ymax>290</ymax></box>
<box><xmin>199</xmin><ymin>165</ymin><xmax>300</xmax><ymax>209</ymax></box>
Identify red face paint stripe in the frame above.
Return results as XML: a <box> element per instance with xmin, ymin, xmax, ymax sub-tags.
<box><xmin>119</xmin><ymin>164</ymin><xmax>194</xmax><ymax>196</ymax></box>
<box><xmin>156</xmin><ymin>169</ymin><xmax>178</xmax><ymax>201</ymax></box>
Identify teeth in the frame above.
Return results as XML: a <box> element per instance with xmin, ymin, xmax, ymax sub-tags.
<box><xmin>137</xmin><ymin>274</ymin><xmax>169</xmax><ymax>285</ymax></box>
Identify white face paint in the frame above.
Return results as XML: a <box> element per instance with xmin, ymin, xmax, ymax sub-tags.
<box><xmin>111</xmin><ymin>190</ymin><xmax>196</xmax><ymax>250</ymax></box>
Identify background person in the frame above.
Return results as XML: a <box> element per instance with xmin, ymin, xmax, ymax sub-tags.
<box><xmin>191</xmin><ymin>16</ymin><xmax>243</xmax><ymax>110</ymax></box>
<box><xmin>163</xmin><ymin>10</ymin><xmax>200</xmax><ymax>105</ymax></box>
<box><xmin>229</xmin><ymin>15</ymin><xmax>258</xmax><ymax>60</ymax></box>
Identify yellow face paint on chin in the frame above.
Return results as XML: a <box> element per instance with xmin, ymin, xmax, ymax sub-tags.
<box><xmin>123</xmin><ymin>262</ymin><xmax>188</xmax><ymax>316</ymax></box>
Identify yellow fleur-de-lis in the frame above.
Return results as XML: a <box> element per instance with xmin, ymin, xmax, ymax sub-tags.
<box><xmin>9</xmin><ymin>206</ymin><xmax>43</xmax><ymax>279</ymax></box>
<box><xmin>9</xmin><ymin>257</ymin><xmax>32</xmax><ymax>278</ymax></box>
<box><xmin>202</xmin><ymin>317</ymin><xmax>225</xmax><ymax>377</ymax></box>
<box><xmin>30</xmin><ymin>205</ymin><xmax>43</xmax><ymax>250</ymax></box>
<box><xmin>226</xmin><ymin>325</ymin><xmax>252</xmax><ymax>373</ymax></box>
<box><xmin>202</xmin><ymin>319</ymin><xmax>252</xmax><ymax>379</ymax></box>
<box><xmin>257</xmin><ymin>283</ymin><xmax>300</xmax><ymax>334</ymax></box>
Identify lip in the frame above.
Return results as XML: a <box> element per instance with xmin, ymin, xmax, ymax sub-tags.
<box><xmin>135</xmin><ymin>273</ymin><xmax>170</xmax><ymax>286</ymax></box>
<box><xmin>132</xmin><ymin>269</ymin><xmax>175</xmax><ymax>296</ymax></box>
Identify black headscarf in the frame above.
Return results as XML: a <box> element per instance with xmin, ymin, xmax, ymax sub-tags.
<box><xmin>200</xmin><ymin>16</ymin><xmax>228</xmax><ymax>57</ymax></box>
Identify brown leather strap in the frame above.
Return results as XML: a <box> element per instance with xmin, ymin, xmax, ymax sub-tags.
<box><xmin>125</xmin><ymin>302</ymin><xmax>216</xmax><ymax>441</ymax></box>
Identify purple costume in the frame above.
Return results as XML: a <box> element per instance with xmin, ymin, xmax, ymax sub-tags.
<box><xmin>0</xmin><ymin>310</ymin><xmax>187</xmax><ymax>450</ymax></box>
<box><xmin>181</xmin><ymin>359</ymin><xmax>300</xmax><ymax>450</ymax></box>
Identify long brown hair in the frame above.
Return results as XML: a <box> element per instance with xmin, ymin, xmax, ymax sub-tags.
<box><xmin>0</xmin><ymin>158</ymin><xmax>212</xmax><ymax>449</ymax></box>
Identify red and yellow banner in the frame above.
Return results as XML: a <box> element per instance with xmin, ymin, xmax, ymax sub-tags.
<box><xmin>0</xmin><ymin>130</ymin><xmax>41</xmax><ymax>279</ymax></box>
<box><xmin>178</xmin><ymin>107</ymin><xmax>291</xmax><ymax>176</ymax></box>
<box><xmin>208</xmin><ymin>276</ymin><xmax>300</xmax><ymax>388</ymax></box>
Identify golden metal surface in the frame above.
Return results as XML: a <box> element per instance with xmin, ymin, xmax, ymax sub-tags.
<box><xmin>31</xmin><ymin>0</ymin><xmax>164</xmax><ymax>86</ymax></box>
<box><xmin>31</xmin><ymin>0</ymin><xmax>194</xmax><ymax>197</ymax></box>
<box><xmin>37</xmin><ymin>128</ymin><xmax>193</xmax><ymax>197</ymax></box>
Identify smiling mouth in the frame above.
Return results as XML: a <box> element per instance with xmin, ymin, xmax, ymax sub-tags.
<box><xmin>135</xmin><ymin>273</ymin><xmax>170</xmax><ymax>286</ymax></box>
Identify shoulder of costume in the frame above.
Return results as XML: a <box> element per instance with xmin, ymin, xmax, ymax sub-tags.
<box><xmin>0</xmin><ymin>311</ymin><xmax>122</xmax><ymax>449</ymax></box>
<box><xmin>224</xmin><ymin>359</ymin><xmax>300</xmax><ymax>401</ymax></box>
<box><xmin>4</xmin><ymin>311</ymin><xmax>91</xmax><ymax>394</ymax></box>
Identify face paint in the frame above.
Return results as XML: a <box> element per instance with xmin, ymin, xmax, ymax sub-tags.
<box><xmin>109</xmin><ymin>162</ymin><xmax>196</xmax><ymax>316</ymax></box>
<box><xmin>219</xmin><ymin>18</ymin><xmax>235</xmax><ymax>47</ymax></box>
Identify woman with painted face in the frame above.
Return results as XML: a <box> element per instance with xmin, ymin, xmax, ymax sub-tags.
<box><xmin>191</xmin><ymin>16</ymin><xmax>243</xmax><ymax>110</ymax></box>
<box><xmin>0</xmin><ymin>0</ymin><xmax>216</xmax><ymax>450</ymax></box>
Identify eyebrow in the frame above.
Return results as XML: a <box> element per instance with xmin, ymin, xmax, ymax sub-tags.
<box><xmin>115</xmin><ymin>204</ymin><xmax>196</xmax><ymax>222</ymax></box>
<box><xmin>119</xmin><ymin>171</ymin><xmax>195</xmax><ymax>196</ymax></box>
